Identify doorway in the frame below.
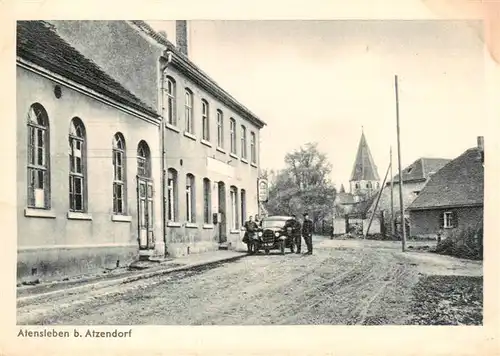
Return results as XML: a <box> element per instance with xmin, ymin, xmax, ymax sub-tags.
<box><xmin>136</xmin><ymin>140</ymin><xmax>154</xmax><ymax>251</ymax></box>
<box><xmin>217</xmin><ymin>181</ymin><xmax>227</xmax><ymax>243</ymax></box>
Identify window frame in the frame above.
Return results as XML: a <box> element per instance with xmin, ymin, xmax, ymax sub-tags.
<box><xmin>186</xmin><ymin>173</ymin><xmax>196</xmax><ymax>223</ymax></box>
<box><xmin>137</xmin><ymin>141</ymin><xmax>151</xmax><ymax>179</ymax></box>
<box><xmin>250</xmin><ymin>131</ymin><xmax>256</xmax><ymax>164</ymax></box>
<box><xmin>240</xmin><ymin>125</ymin><xmax>247</xmax><ymax>159</ymax></box>
<box><xmin>185</xmin><ymin>88</ymin><xmax>194</xmax><ymax>134</ymax></box>
<box><xmin>167</xmin><ymin>168</ymin><xmax>178</xmax><ymax>222</ymax></box>
<box><xmin>203</xmin><ymin>178</ymin><xmax>212</xmax><ymax>224</ymax></box>
<box><xmin>229</xmin><ymin>118</ymin><xmax>237</xmax><ymax>154</ymax></box>
<box><xmin>112</xmin><ymin>133</ymin><xmax>127</xmax><ymax>215</ymax></box>
<box><xmin>165</xmin><ymin>76</ymin><xmax>177</xmax><ymax>126</ymax></box>
<box><xmin>240</xmin><ymin>189</ymin><xmax>246</xmax><ymax>227</ymax></box>
<box><xmin>230</xmin><ymin>186</ymin><xmax>239</xmax><ymax>229</ymax></box>
<box><xmin>202</xmin><ymin>99</ymin><xmax>210</xmax><ymax>141</ymax></box>
<box><xmin>443</xmin><ymin>211</ymin><xmax>456</xmax><ymax>229</ymax></box>
<box><xmin>27</xmin><ymin>103</ymin><xmax>50</xmax><ymax>209</ymax></box>
<box><xmin>217</xmin><ymin>110</ymin><xmax>224</xmax><ymax>148</ymax></box>
<box><xmin>68</xmin><ymin>117</ymin><xmax>87</xmax><ymax>213</ymax></box>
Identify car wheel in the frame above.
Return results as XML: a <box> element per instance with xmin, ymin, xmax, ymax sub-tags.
<box><xmin>280</xmin><ymin>240</ymin><xmax>285</xmax><ymax>255</ymax></box>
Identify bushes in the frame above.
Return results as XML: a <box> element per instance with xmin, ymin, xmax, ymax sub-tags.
<box><xmin>434</xmin><ymin>225</ymin><xmax>483</xmax><ymax>260</ymax></box>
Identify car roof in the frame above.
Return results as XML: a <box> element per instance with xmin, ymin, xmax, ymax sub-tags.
<box><xmin>263</xmin><ymin>216</ymin><xmax>293</xmax><ymax>221</ymax></box>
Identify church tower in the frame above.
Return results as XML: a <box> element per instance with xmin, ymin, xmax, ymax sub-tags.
<box><xmin>349</xmin><ymin>129</ymin><xmax>380</xmax><ymax>201</ymax></box>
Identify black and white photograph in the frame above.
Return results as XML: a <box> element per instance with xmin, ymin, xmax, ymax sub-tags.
<box><xmin>3</xmin><ymin>1</ymin><xmax>499</xmax><ymax>354</ymax></box>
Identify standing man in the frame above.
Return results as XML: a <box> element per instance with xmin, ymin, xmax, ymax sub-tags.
<box><xmin>243</xmin><ymin>215</ymin><xmax>259</xmax><ymax>252</ymax></box>
<box><xmin>302</xmin><ymin>212</ymin><xmax>314</xmax><ymax>255</ymax></box>
<box><xmin>286</xmin><ymin>214</ymin><xmax>302</xmax><ymax>254</ymax></box>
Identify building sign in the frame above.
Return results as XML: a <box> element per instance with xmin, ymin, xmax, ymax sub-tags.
<box><xmin>258</xmin><ymin>178</ymin><xmax>269</xmax><ymax>202</ymax></box>
<box><xmin>206</xmin><ymin>157</ymin><xmax>234</xmax><ymax>178</ymax></box>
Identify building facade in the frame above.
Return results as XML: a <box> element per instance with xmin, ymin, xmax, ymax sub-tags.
<box><xmin>16</xmin><ymin>21</ymin><xmax>162</xmax><ymax>282</ymax></box>
<box><xmin>408</xmin><ymin>138</ymin><xmax>484</xmax><ymax>239</ymax></box>
<box><xmin>42</xmin><ymin>20</ymin><xmax>266</xmax><ymax>259</ymax></box>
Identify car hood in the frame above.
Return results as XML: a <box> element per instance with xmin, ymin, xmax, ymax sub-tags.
<box><xmin>261</xmin><ymin>227</ymin><xmax>284</xmax><ymax>232</ymax></box>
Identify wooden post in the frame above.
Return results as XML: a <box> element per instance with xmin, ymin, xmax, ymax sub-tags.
<box><xmin>390</xmin><ymin>146</ymin><xmax>395</xmax><ymax>237</ymax></box>
<box><xmin>364</xmin><ymin>162</ymin><xmax>391</xmax><ymax>239</ymax></box>
<box><xmin>395</xmin><ymin>75</ymin><xmax>407</xmax><ymax>252</ymax></box>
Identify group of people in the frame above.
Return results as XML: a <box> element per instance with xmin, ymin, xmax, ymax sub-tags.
<box><xmin>241</xmin><ymin>213</ymin><xmax>314</xmax><ymax>255</ymax></box>
<box><xmin>284</xmin><ymin>213</ymin><xmax>314</xmax><ymax>255</ymax></box>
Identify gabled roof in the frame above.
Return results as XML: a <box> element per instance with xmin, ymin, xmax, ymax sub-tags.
<box><xmin>408</xmin><ymin>147</ymin><xmax>484</xmax><ymax>210</ymax></box>
<box><xmin>350</xmin><ymin>132</ymin><xmax>380</xmax><ymax>182</ymax></box>
<box><xmin>390</xmin><ymin>158</ymin><xmax>450</xmax><ymax>183</ymax></box>
<box><xmin>17</xmin><ymin>21</ymin><xmax>157</xmax><ymax>117</ymax></box>
<box><xmin>129</xmin><ymin>20</ymin><xmax>266</xmax><ymax>129</ymax></box>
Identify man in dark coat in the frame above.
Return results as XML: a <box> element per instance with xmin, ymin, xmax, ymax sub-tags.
<box><xmin>243</xmin><ymin>215</ymin><xmax>259</xmax><ymax>246</ymax></box>
<box><xmin>302</xmin><ymin>212</ymin><xmax>314</xmax><ymax>255</ymax></box>
<box><xmin>285</xmin><ymin>214</ymin><xmax>302</xmax><ymax>254</ymax></box>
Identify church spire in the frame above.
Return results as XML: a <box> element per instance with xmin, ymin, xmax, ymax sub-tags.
<box><xmin>349</xmin><ymin>130</ymin><xmax>380</xmax><ymax>182</ymax></box>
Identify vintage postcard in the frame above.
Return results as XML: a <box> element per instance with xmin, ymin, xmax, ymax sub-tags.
<box><xmin>1</xmin><ymin>1</ymin><xmax>499</xmax><ymax>355</ymax></box>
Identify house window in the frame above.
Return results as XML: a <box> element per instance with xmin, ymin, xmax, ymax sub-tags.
<box><xmin>165</xmin><ymin>76</ymin><xmax>176</xmax><ymax>126</ymax></box>
<box><xmin>230</xmin><ymin>118</ymin><xmax>236</xmax><ymax>154</ymax></box>
<box><xmin>241</xmin><ymin>125</ymin><xmax>247</xmax><ymax>159</ymax></box>
<box><xmin>240</xmin><ymin>189</ymin><xmax>246</xmax><ymax>226</ymax></box>
<box><xmin>202</xmin><ymin>100</ymin><xmax>210</xmax><ymax>141</ymax></box>
<box><xmin>250</xmin><ymin>132</ymin><xmax>256</xmax><ymax>164</ymax></box>
<box><xmin>367</xmin><ymin>182</ymin><xmax>372</xmax><ymax>189</ymax></box>
<box><xmin>112</xmin><ymin>133</ymin><xmax>127</xmax><ymax>214</ymax></box>
<box><xmin>217</xmin><ymin>110</ymin><xmax>224</xmax><ymax>148</ymax></box>
<box><xmin>230</xmin><ymin>186</ymin><xmax>239</xmax><ymax>229</ymax></box>
<box><xmin>186</xmin><ymin>174</ymin><xmax>196</xmax><ymax>223</ymax></box>
<box><xmin>137</xmin><ymin>141</ymin><xmax>151</xmax><ymax>178</ymax></box>
<box><xmin>355</xmin><ymin>182</ymin><xmax>360</xmax><ymax>189</ymax></box>
<box><xmin>442</xmin><ymin>211</ymin><xmax>456</xmax><ymax>229</ymax></box>
<box><xmin>167</xmin><ymin>168</ymin><xmax>178</xmax><ymax>221</ymax></box>
<box><xmin>185</xmin><ymin>88</ymin><xmax>193</xmax><ymax>133</ymax></box>
<box><xmin>203</xmin><ymin>178</ymin><xmax>211</xmax><ymax>224</ymax></box>
<box><xmin>69</xmin><ymin>117</ymin><xmax>87</xmax><ymax>212</ymax></box>
<box><xmin>27</xmin><ymin>103</ymin><xmax>50</xmax><ymax>209</ymax></box>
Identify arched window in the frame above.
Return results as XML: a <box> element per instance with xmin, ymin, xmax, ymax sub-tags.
<box><xmin>367</xmin><ymin>182</ymin><xmax>372</xmax><ymax>189</ymax></box>
<box><xmin>229</xmin><ymin>118</ymin><xmax>237</xmax><ymax>154</ymax></box>
<box><xmin>230</xmin><ymin>186</ymin><xmax>239</xmax><ymax>229</ymax></box>
<box><xmin>203</xmin><ymin>178</ymin><xmax>211</xmax><ymax>224</ymax></box>
<box><xmin>27</xmin><ymin>103</ymin><xmax>50</xmax><ymax>209</ymax></box>
<box><xmin>165</xmin><ymin>76</ymin><xmax>176</xmax><ymax>126</ymax></box>
<box><xmin>355</xmin><ymin>182</ymin><xmax>360</xmax><ymax>189</ymax></box>
<box><xmin>186</xmin><ymin>174</ymin><xmax>196</xmax><ymax>223</ymax></box>
<box><xmin>69</xmin><ymin>117</ymin><xmax>87</xmax><ymax>212</ymax></box>
<box><xmin>202</xmin><ymin>99</ymin><xmax>210</xmax><ymax>141</ymax></box>
<box><xmin>112</xmin><ymin>133</ymin><xmax>127</xmax><ymax>214</ymax></box>
<box><xmin>167</xmin><ymin>168</ymin><xmax>178</xmax><ymax>222</ymax></box>
<box><xmin>240</xmin><ymin>189</ymin><xmax>246</xmax><ymax>226</ymax></box>
<box><xmin>217</xmin><ymin>110</ymin><xmax>224</xmax><ymax>148</ymax></box>
<box><xmin>185</xmin><ymin>88</ymin><xmax>193</xmax><ymax>133</ymax></box>
<box><xmin>137</xmin><ymin>141</ymin><xmax>151</xmax><ymax>178</ymax></box>
<box><xmin>240</xmin><ymin>125</ymin><xmax>247</xmax><ymax>159</ymax></box>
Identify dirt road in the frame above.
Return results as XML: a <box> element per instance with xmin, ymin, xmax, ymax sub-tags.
<box><xmin>17</xmin><ymin>237</ymin><xmax>482</xmax><ymax>325</ymax></box>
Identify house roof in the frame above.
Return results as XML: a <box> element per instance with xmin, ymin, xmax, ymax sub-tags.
<box><xmin>129</xmin><ymin>20</ymin><xmax>267</xmax><ymax>129</ymax></box>
<box><xmin>17</xmin><ymin>21</ymin><xmax>157</xmax><ymax>117</ymax></box>
<box><xmin>390</xmin><ymin>157</ymin><xmax>450</xmax><ymax>183</ymax></box>
<box><xmin>350</xmin><ymin>192</ymin><xmax>379</xmax><ymax>216</ymax></box>
<box><xmin>349</xmin><ymin>132</ymin><xmax>380</xmax><ymax>182</ymax></box>
<box><xmin>408</xmin><ymin>147</ymin><xmax>484</xmax><ymax>210</ymax></box>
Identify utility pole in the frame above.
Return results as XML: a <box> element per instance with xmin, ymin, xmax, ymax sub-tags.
<box><xmin>395</xmin><ymin>75</ymin><xmax>406</xmax><ymax>252</ymax></box>
<box><xmin>390</xmin><ymin>146</ymin><xmax>395</xmax><ymax>237</ymax></box>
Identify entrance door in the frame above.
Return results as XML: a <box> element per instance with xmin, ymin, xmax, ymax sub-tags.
<box><xmin>137</xmin><ymin>177</ymin><xmax>155</xmax><ymax>250</ymax></box>
<box><xmin>217</xmin><ymin>182</ymin><xmax>227</xmax><ymax>243</ymax></box>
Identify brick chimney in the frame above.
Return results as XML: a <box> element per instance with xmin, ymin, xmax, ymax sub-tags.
<box><xmin>176</xmin><ymin>20</ymin><xmax>188</xmax><ymax>56</ymax></box>
<box><xmin>477</xmin><ymin>136</ymin><xmax>484</xmax><ymax>164</ymax></box>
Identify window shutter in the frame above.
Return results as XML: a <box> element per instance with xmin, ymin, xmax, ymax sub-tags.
<box><xmin>439</xmin><ymin>213</ymin><xmax>444</xmax><ymax>228</ymax></box>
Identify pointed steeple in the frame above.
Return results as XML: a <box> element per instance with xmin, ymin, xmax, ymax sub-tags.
<box><xmin>339</xmin><ymin>184</ymin><xmax>346</xmax><ymax>193</ymax></box>
<box><xmin>350</xmin><ymin>130</ymin><xmax>380</xmax><ymax>182</ymax></box>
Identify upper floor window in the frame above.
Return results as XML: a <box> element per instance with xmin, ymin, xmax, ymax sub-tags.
<box><xmin>185</xmin><ymin>88</ymin><xmax>194</xmax><ymax>134</ymax></box>
<box><xmin>165</xmin><ymin>76</ymin><xmax>176</xmax><ymax>126</ymax></box>
<box><xmin>202</xmin><ymin>100</ymin><xmax>210</xmax><ymax>141</ymax></box>
<box><xmin>367</xmin><ymin>182</ymin><xmax>372</xmax><ymax>189</ymax></box>
<box><xmin>250</xmin><ymin>131</ymin><xmax>256</xmax><ymax>164</ymax></box>
<box><xmin>27</xmin><ymin>103</ymin><xmax>50</xmax><ymax>209</ymax></box>
<box><xmin>217</xmin><ymin>110</ymin><xmax>224</xmax><ymax>148</ymax></box>
<box><xmin>230</xmin><ymin>118</ymin><xmax>237</xmax><ymax>154</ymax></box>
<box><xmin>69</xmin><ymin>117</ymin><xmax>87</xmax><ymax>212</ymax></box>
<box><xmin>167</xmin><ymin>168</ymin><xmax>178</xmax><ymax>222</ymax></box>
<box><xmin>112</xmin><ymin>133</ymin><xmax>127</xmax><ymax>214</ymax></box>
<box><xmin>137</xmin><ymin>140</ymin><xmax>151</xmax><ymax>178</ymax></box>
<box><xmin>241</xmin><ymin>125</ymin><xmax>247</xmax><ymax>159</ymax></box>
<box><xmin>186</xmin><ymin>173</ymin><xmax>196</xmax><ymax>223</ymax></box>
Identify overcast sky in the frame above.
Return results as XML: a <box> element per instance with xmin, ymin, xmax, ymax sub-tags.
<box><xmin>148</xmin><ymin>20</ymin><xmax>485</xmax><ymax>189</ymax></box>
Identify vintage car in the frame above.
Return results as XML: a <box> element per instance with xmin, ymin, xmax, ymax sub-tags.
<box><xmin>251</xmin><ymin>215</ymin><xmax>295</xmax><ymax>255</ymax></box>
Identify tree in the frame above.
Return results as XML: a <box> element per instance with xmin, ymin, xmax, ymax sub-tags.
<box><xmin>265</xmin><ymin>143</ymin><xmax>337</xmax><ymax>225</ymax></box>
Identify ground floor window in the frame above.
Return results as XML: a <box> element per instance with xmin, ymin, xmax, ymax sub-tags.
<box><xmin>240</xmin><ymin>189</ymin><xmax>246</xmax><ymax>226</ymax></box>
<box><xmin>203</xmin><ymin>178</ymin><xmax>211</xmax><ymax>224</ymax></box>
<box><xmin>230</xmin><ymin>186</ymin><xmax>239</xmax><ymax>229</ymax></box>
<box><xmin>443</xmin><ymin>211</ymin><xmax>456</xmax><ymax>229</ymax></box>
